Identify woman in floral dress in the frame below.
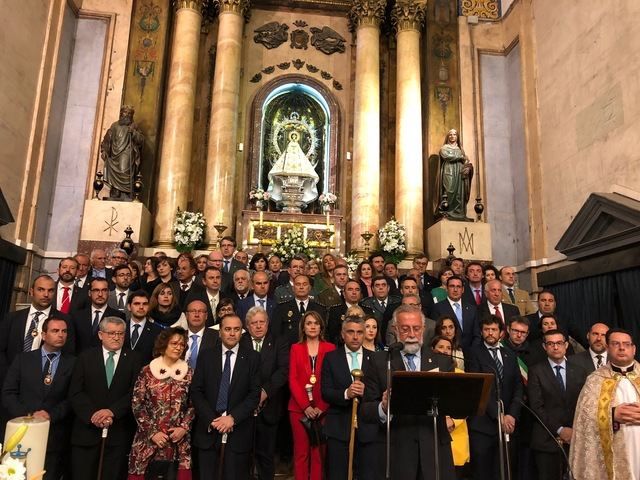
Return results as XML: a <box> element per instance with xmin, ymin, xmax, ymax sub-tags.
<box><xmin>128</xmin><ymin>327</ymin><xmax>194</xmax><ymax>480</ymax></box>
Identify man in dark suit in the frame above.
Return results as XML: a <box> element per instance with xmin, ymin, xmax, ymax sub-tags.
<box><xmin>240</xmin><ymin>306</ymin><xmax>289</xmax><ymax>479</ymax></box>
<box><xmin>321</xmin><ymin>315</ymin><xmax>384</xmax><ymax>479</ymax></box>
<box><xmin>272</xmin><ymin>274</ymin><xmax>326</xmax><ymax>345</ymax></box>
<box><xmin>236</xmin><ymin>271</ymin><xmax>275</xmax><ymax>322</ymax></box>
<box><xmin>89</xmin><ymin>248</ymin><xmax>113</xmax><ymax>284</ymax></box>
<box><xmin>0</xmin><ymin>275</ymin><xmax>74</xmax><ymax>381</ymax></box>
<box><xmin>327</xmin><ymin>280</ymin><xmax>374</xmax><ymax>345</ymax></box>
<box><xmin>125</xmin><ymin>290</ymin><xmax>161</xmax><ymax>364</ymax></box>
<box><xmin>412</xmin><ymin>253</ymin><xmax>440</xmax><ymax>294</ymax></box>
<box><xmin>361</xmin><ymin>305</ymin><xmax>456</xmax><ymax>479</ymax></box>
<box><xmin>72</xmin><ymin>278</ymin><xmax>125</xmax><ymax>354</ymax></box>
<box><xmin>207</xmin><ymin>251</ymin><xmax>233</xmax><ymax>294</ymax></box>
<box><xmin>273</xmin><ymin>256</ymin><xmax>306</xmax><ymax>304</ymax></box>
<box><xmin>177</xmin><ymin>256</ymin><xmax>204</xmax><ymax>309</ymax></box>
<box><xmin>463</xmin><ymin>262</ymin><xmax>486</xmax><ymax>307</ymax></box>
<box><xmin>220</xmin><ymin>236</ymin><xmax>245</xmax><ymax>276</ymax></box>
<box><xmin>431</xmin><ymin>275</ymin><xmax>480</xmax><ymax>350</ymax></box>
<box><xmin>230</xmin><ymin>268</ymin><xmax>251</xmax><ymax>305</ymax></box>
<box><xmin>369</xmin><ymin>252</ymin><xmax>399</xmax><ymax>295</ymax></box>
<box><xmin>68</xmin><ymin>315</ymin><xmax>143</xmax><ymax>479</ymax></box>
<box><xmin>528</xmin><ymin>329</ymin><xmax>588</xmax><ymax>479</ymax></box>
<box><xmin>2</xmin><ymin>317</ymin><xmax>76</xmax><ymax>480</ymax></box>
<box><xmin>479</xmin><ymin>279</ymin><xmax>520</xmax><ymax>326</ymax></box>
<box><xmin>107</xmin><ymin>264</ymin><xmax>133</xmax><ymax>316</ymax></box>
<box><xmin>185</xmin><ymin>300</ymin><xmax>219</xmax><ymax>370</ymax></box>
<box><xmin>466</xmin><ymin>315</ymin><xmax>524</xmax><ymax>480</ymax></box>
<box><xmin>51</xmin><ymin>257</ymin><xmax>87</xmax><ymax>314</ymax></box>
<box><xmin>73</xmin><ymin>253</ymin><xmax>92</xmax><ymax>292</ymax></box>
<box><xmin>316</xmin><ymin>264</ymin><xmax>350</xmax><ymax>309</ymax></box>
<box><xmin>185</xmin><ymin>267</ymin><xmax>230</xmax><ymax>327</ymax></box>
<box><xmin>570</xmin><ymin>322</ymin><xmax>609</xmax><ymax>373</ymax></box>
<box><xmin>359</xmin><ymin>275</ymin><xmax>401</xmax><ymax>339</ymax></box>
<box><xmin>525</xmin><ymin>290</ymin><xmax>578</xmax><ymax>343</ymax></box>
<box><xmin>191</xmin><ymin>314</ymin><xmax>261</xmax><ymax>480</ymax></box>
<box><xmin>267</xmin><ymin>255</ymin><xmax>289</xmax><ymax>288</ymax></box>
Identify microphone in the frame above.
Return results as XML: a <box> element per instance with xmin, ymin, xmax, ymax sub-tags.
<box><xmin>386</xmin><ymin>342</ymin><xmax>403</xmax><ymax>352</ymax></box>
<box><xmin>517</xmin><ymin>399</ymin><xmax>575</xmax><ymax>480</ymax></box>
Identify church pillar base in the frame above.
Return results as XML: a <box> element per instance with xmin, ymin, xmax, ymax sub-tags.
<box><xmin>427</xmin><ymin>219</ymin><xmax>492</xmax><ymax>263</ymax></box>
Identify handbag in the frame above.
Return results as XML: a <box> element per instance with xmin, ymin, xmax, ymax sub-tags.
<box><xmin>145</xmin><ymin>445</ymin><xmax>179</xmax><ymax>480</ymax></box>
<box><xmin>299</xmin><ymin>416</ymin><xmax>326</xmax><ymax>446</ymax></box>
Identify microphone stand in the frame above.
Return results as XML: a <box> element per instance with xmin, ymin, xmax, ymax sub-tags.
<box><xmin>517</xmin><ymin>399</ymin><xmax>575</xmax><ymax>480</ymax></box>
<box><xmin>384</xmin><ymin>342</ymin><xmax>402</xmax><ymax>480</ymax></box>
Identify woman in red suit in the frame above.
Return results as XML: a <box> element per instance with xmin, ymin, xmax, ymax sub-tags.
<box><xmin>289</xmin><ymin>310</ymin><xmax>336</xmax><ymax>480</ymax></box>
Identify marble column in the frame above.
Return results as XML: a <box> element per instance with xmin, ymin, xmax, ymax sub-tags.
<box><xmin>153</xmin><ymin>0</ymin><xmax>203</xmax><ymax>245</ymax></box>
<box><xmin>203</xmin><ymin>0</ymin><xmax>249</xmax><ymax>241</ymax></box>
<box><xmin>349</xmin><ymin>0</ymin><xmax>386</xmax><ymax>251</ymax></box>
<box><xmin>392</xmin><ymin>0</ymin><xmax>426</xmax><ymax>254</ymax></box>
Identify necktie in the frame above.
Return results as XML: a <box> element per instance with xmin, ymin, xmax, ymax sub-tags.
<box><xmin>239</xmin><ymin>294</ymin><xmax>245</xmax><ymax>300</ymax></box>
<box><xmin>24</xmin><ymin>312</ymin><xmax>43</xmax><ymax>352</ymax></box>
<box><xmin>254</xmin><ymin>339</ymin><xmax>262</xmax><ymax>352</ymax></box>
<box><xmin>105</xmin><ymin>351</ymin><xmax>115</xmax><ymax>387</ymax></box>
<box><xmin>340</xmin><ymin>289</ymin><xmax>344</xmax><ymax>300</ymax></box>
<box><xmin>490</xmin><ymin>347</ymin><xmax>503</xmax><ymax>379</ymax></box>
<box><xmin>299</xmin><ymin>301</ymin><xmax>306</xmax><ymax>314</ymax></box>
<box><xmin>494</xmin><ymin>305</ymin><xmax>503</xmax><ymax>320</ymax></box>
<box><xmin>474</xmin><ymin>289</ymin><xmax>482</xmax><ymax>305</ymax></box>
<box><xmin>117</xmin><ymin>292</ymin><xmax>125</xmax><ymax>310</ymax></box>
<box><xmin>210</xmin><ymin>298</ymin><xmax>217</xmax><ymax>317</ymax></box>
<box><xmin>43</xmin><ymin>353</ymin><xmax>56</xmax><ymax>380</ymax></box>
<box><xmin>380</xmin><ymin>300</ymin><xmax>386</xmax><ymax>311</ymax></box>
<box><xmin>349</xmin><ymin>351</ymin><xmax>360</xmax><ymax>370</ymax></box>
<box><xmin>60</xmin><ymin>287</ymin><xmax>71</xmax><ymax>314</ymax></box>
<box><xmin>405</xmin><ymin>353</ymin><xmax>417</xmax><ymax>371</ymax></box>
<box><xmin>224</xmin><ymin>260</ymin><xmax>230</xmax><ymax>273</ymax></box>
<box><xmin>554</xmin><ymin>365</ymin><xmax>565</xmax><ymax>392</ymax></box>
<box><xmin>131</xmin><ymin>324</ymin><xmax>140</xmax><ymax>348</ymax></box>
<box><xmin>92</xmin><ymin>310</ymin><xmax>102</xmax><ymax>335</ymax></box>
<box><xmin>258</xmin><ymin>299</ymin><xmax>265</xmax><ymax>308</ymax></box>
<box><xmin>216</xmin><ymin>350</ymin><xmax>234</xmax><ymax>412</ymax></box>
<box><xmin>181</xmin><ymin>283</ymin><xmax>189</xmax><ymax>291</ymax></box>
<box><xmin>507</xmin><ymin>288</ymin><xmax>516</xmax><ymax>304</ymax></box>
<box><xmin>453</xmin><ymin>302</ymin><xmax>463</xmax><ymax>330</ymax></box>
<box><xmin>596</xmin><ymin>354</ymin><xmax>603</xmax><ymax>368</ymax></box>
<box><xmin>189</xmin><ymin>334</ymin><xmax>199</xmax><ymax>368</ymax></box>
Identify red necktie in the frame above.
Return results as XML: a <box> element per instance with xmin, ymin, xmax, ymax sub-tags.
<box><xmin>60</xmin><ymin>287</ymin><xmax>71</xmax><ymax>314</ymax></box>
<box><xmin>474</xmin><ymin>289</ymin><xmax>482</xmax><ymax>305</ymax></box>
<box><xmin>494</xmin><ymin>305</ymin><xmax>503</xmax><ymax>320</ymax></box>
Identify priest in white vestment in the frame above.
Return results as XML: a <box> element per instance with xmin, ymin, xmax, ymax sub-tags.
<box><xmin>570</xmin><ymin>328</ymin><xmax>640</xmax><ymax>480</ymax></box>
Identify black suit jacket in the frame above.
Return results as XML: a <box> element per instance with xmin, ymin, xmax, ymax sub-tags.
<box><xmin>321</xmin><ymin>347</ymin><xmax>381</xmax><ymax>443</ymax></box>
<box><xmin>125</xmin><ymin>320</ymin><xmax>162</xmax><ymax>365</ymax></box>
<box><xmin>68</xmin><ymin>347</ymin><xmax>143</xmax><ymax>447</ymax></box>
<box><xmin>361</xmin><ymin>349</ymin><xmax>455</xmax><ymax>479</ymax></box>
<box><xmin>0</xmin><ymin>308</ymin><xmax>75</xmax><ymax>382</ymax></box>
<box><xmin>240</xmin><ymin>332</ymin><xmax>289</xmax><ymax>424</ymax></box>
<box><xmin>465</xmin><ymin>344</ymin><xmax>523</xmax><ymax>435</ymax></box>
<box><xmin>272</xmin><ymin>299</ymin><xmax>326</xmax><ymax>345</ymax></box>
<box><xmin>190</xmin><ymin>343</ymin><xmax>261</xmax><ymax>452</ymax></box>
<box><xmin>569</xmin><ymin>350</ymin><xmax>598</xmax><ymax>373</ymax></box>
<box><xmin>478</xmin><ymin>302</ymin><xmax>520</xmax><ymax>325</ymax></box>
<box><xmin>2</xmin><ymin>349</ymin><xmax>76</xmax><ymax>451</ymax></box>
<box><xmin>184</xmin><ymin>289</ymin><xmax>230</xmax><ymax>327</ymax></box>
<box><xmin>431</xmin><ymin>299</ymin><xmax>480</xmax><ymax>350</ymax></box>
<box><xmin>72</xmin><ymin>306</ymin><xmax>125</xmax><ymax>354</ymax></box>
<box><xmin>326</xmin><ymin>303</ymin><xmax>375</xmax><ymax>346</ymax></box>
<box><xmin>236</xmin><ymin>294</ymin><xmax>276</xmax><ymax>323</ymax></box>
<box><xmin>359</xmin><ymin>295</ymin><xmax>401</xmax><ymax>339</ymax></box>
<box><xmin>178</xmin><ymin>282</ymin><xmax>205</xmax><ymax>310</ymax></box>
<box><xmin>51</xmin><ymin>281</ymin><xmax>88</xmax><ymax>313</ymax></box>
<box><xmin>527</xmin><ymin>359</ymin><xmax>587</xmax><ymax>452</ymax></box>
<box><xmin>462</xmin><ymin>284</ymin><xmax>486</xmax><ymax>307</ymax></box>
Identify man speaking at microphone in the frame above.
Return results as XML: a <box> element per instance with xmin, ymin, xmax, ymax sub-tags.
<box><xmin>361</xmin><ymin>305</ymin><xmax>456</xmax><ymax>479</ymax></box>
<box><xmin>321</xmin><ymin>315</ymin><xmax>383</xmax><ymax>479</ymax></box>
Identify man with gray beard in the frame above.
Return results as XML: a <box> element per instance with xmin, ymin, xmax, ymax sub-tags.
<box><xmin>361</xmin><ymin>305</ymin><xmax>456</xmax><ymax>479</ymax></box>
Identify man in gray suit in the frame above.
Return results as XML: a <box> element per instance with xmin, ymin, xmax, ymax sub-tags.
<box><xmin>570</xmin><ymin>322</ymin><xmax>609</xmax><ymax>373</ymax></box>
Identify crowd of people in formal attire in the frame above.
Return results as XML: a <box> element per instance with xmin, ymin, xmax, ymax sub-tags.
<box><xmin>1</xmin><ymin>236</ymin><xmax>638</xmax><ymax>480</ymax></box>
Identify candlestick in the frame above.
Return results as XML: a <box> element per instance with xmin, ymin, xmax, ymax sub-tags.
<box><xmin>259</xmin><ymin>210</ymin><xmax>263</xmax><ymax>225</ymax></box>
<box><xmin>326</xmin><ymin>210</ymin><xmax>330</xmax><ymax>228</ymax></box>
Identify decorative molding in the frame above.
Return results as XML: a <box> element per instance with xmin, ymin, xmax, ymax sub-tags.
<box><xmin>171</xmin><ymin>0</ymin><xmax>204</xmax><ymax>12</ymax></box>
<box><xmin>459</xmin><ymin>0</ymin><xmax>500</xmax><ymax>21</ymax></box>
<box><xmin>253</xmin><ymin>21</ymin><xmax>289</xmax><ymax>49</ymax></box>
<box><xmin>390</xmin><ymin>0</ymin><xmax>426</xmax><ymax>33</ymax></box>
<box><xmin>213</xmin><ymin>0</ymin><xmax>250</xmax><ymax>16</ymax></box>
<box><xmin>248</xmin><ymin>60</ymin><xmax>343</xmax><ymax>91</ymax></box>
<box><xmin>310</xmin><ymin>26</ymin><xmax>346</xmax><ymax>55</ymax></box>
<box><xmin>348</xmin><ymin>0</ymin><xmax>387</xmax><ymax>32</ymax></box>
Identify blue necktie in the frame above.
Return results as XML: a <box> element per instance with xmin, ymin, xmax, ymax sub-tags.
<box><xmin>189</xmin><ymin>334</ymin><xmax>199</xmax><ymax>368</ymax></box>
<box><xmin>216</xmin><ymin>350</ymin><xmax>233</xmax><ymax>412</ymax></box>
<box><xmin>453</xmin><ymin>302</ymin><xmax>463</xmax><ymax>331</ymax></box>
<box><xmin>258</xmin><ymin>299</ymin><xmax>265</xmax><ymax>308</ymax></box>
<box><xmin>24</xmin><ymin>311</ymin><xmax>43</xmax><ymax>352</ymax></box>
<box><xmin>405</xmin><ymin>353</ymin><xmax>417</xmax><ymax>371</ymax></box>
<box><xmin>555</xmin><ymin>365</ymin><xmax>565</xmax><ymax>392</ymax></box>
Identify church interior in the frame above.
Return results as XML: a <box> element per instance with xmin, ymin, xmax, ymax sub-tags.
<box><xmin>1</xmin><ymin>0</ymin><xmax>640</xmax><ymax>334</ymax></box>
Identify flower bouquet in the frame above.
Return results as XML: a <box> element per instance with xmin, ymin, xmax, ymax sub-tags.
<box><xmin>378</xmin><ymin>217</ymin><xmax>407</xmax><ymax>264</ymax></box>
<box><xmin>172</xmin><ymin>208</ymin><xmax>206</xmax><ymax>253</ymax></box>
<box><xmin>318</xmin><ymin>192</ymin><xmax>337</xmax><ymax>212</ymax></box>
<box><xmin>271</xmin><ymin>227</ymin><xmax>316</xmax><ymax>263</ymax></box>
<box><xmin>343</xmin><ymin>251</ymin><xmax>360</xmax><ymax>277</ymax></box>
<box><xmin>249</xmin><ymin>187</ymin><xmax>270</xmax><ymax>209</ymax></box>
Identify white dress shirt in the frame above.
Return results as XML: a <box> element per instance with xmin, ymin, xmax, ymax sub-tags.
<box><xmin>24</xmin><ymin>306</ymin><xmax>52</xmax><ymax>350</ymax></box>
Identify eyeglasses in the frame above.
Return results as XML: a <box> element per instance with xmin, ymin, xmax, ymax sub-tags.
<box><xmin>398</xmin><ymin>325</ymin><xmax>424</xmax><ymax>335</ymax></box>
<box><xmin>116</xmin><ymin>273</ymin><xmax>132</xmax><ymax>278</ymax></box>
<box><xmin>102</xmin><ymin>330</ymin><xmax>125</xmax><ymax>338</ymax></box>
<box><xmin>544</xmin><ymin>341</ymin><xmax>566</xmax><ymax>348</ymax></box>
<box><xmin>510</xmin><ymin>328</ymin><xmax>529</xmax><ymax>336</ymax></box>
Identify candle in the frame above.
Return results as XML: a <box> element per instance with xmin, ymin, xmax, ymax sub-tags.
<box><xmin>259</xmin><ymin>210</ymin><xmax>263</xmax><ymax>226</ymax></box>
<box><xmin>4</xmin><ymin>416</ymin><xmax>49</xmax><ymax>480</ymax></box>
<box><xmin>218</xmin><ymin>209</ymin><xmax>224</xmax><ymax>225</ymax></box>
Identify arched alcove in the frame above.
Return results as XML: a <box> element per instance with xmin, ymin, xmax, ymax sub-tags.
<box><xmin>246</xmin><ymin>74</ymin><xmax>341</xmax><ymax>213</ymax></box>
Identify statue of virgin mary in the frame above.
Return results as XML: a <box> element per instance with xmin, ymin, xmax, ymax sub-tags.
<box><xmin>267</xmin><ymin>130</ymin><xmax>319</xmax><ymax>206</ymax></box>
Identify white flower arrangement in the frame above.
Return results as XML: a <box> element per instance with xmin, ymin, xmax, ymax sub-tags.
<box><xmin>271</xmin><ymin>227</ymin><xmax>316</xmax><ymax>263</ymax></box>
<box><xmin>249</xmin><ymin>188</ymin><xmax>270</xmax><ymax>202</ymax></box>
<box><xmin>343</xmin><ymin>251</ymin><xmax>360</xmax><ymax>277</ymax></box>
<box><xmin>378</xmin><ymin>217</ymin><xmax>407</xmax><ymax>263</ymax></box>
<box><xmin>0</xmin><ymin>457</ymin><xmax>26</xmax><ymax>480</ymax></box>
<box><xmin>172</xmin><ymin>208</ymin><xmax>206</xmax><ymax>253</ymax></box>
<box><xmin>318</xmin><ymin>192</ymin><xmax>337</xmax><ymax>207</ymax></box>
